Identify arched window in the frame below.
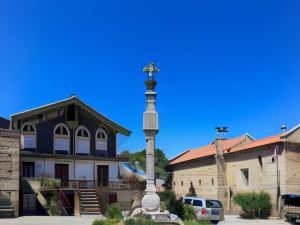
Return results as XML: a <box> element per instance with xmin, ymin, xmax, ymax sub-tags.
<box><xmin>21</xmin><ymin>123</ymin><xmax>37</xmax><ymax>149</ymax></box>
<box><xmin>53</xmin><ymin>123</ymin><xmax>70</xmax><ymax>154</ymax></box>
<box><xmin>95</xmin><ymin>128</ymin><xmax>108</xmax><ymax>151</ymax></box>
<box><xmin>75</xmin><ymin>126</ymin><xmax>90</xmax><ymax>155</ymax></box>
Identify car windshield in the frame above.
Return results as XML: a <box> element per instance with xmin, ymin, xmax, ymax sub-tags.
<box><xmin>206</xmin><ymin>200</ymin><xmax>222</xmax><ymax>208</ymax></box>
<box><xmin>282</xmin><ymin>195</ymin><xmax>300</xmax><ymax>207</ymax></box>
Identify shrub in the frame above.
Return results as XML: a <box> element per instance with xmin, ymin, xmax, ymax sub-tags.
<box><xmin>124</xmin><ymin>218</ymin><xmax>136</xmax><ymax>225</ymax></box>
<box><xmin>233</xmin><ymin>191</ymin><xmax>272</xmax><ymax>219</ymax></box>
<box><xmin>106</xmin><ymin>203</ymin><xmax>123</xmax><ymax>220</ymax></box>
<box><xmin>40</xmin><ymin>177</ymin><xmax>61</xmax><ymax>189</ymax></box>
<box><xmin>183</xmin><ymin>204</ymin><xmax>195</xmax><ymax>221</ymax></box>
<box><xmin>257</xmin><ymin>191</ymin><xmax>272</xmax><ymax>219</ymax></box>
<box><xmin>41</xmin><ymin>190</ymin><xmax>63</xmax><ymax>216</ymax></box>
<box><xmin>122</xmin><ymin>174</ymin><xmax>146</xmax><ymax>191</ymax></box>
<box><xmin>168</xmin><ymin>197</ymin><xmax>184</xmax><ymax>219</ymax></box>
<box><xmin>135</xmin><ymin>215</ymin><xmax>154</xmax><ymax>225</ymax></box>
<box><xmin>184</xmin><ymin>220</ymin><xmax>210</xmax><ymax>225</ymax></box>
<box><xmin>158</xmin><ymin>189</ymin><xmax>176</xmax><ymax>201</ymax></box>
<box><xmin>92</xmin><ymin>220</ymin><xmax>106</xmax><ymax>225</ymax></box>
<box><xmin>48</xmin><ymin>199</ymin><xmax>60</xmax><ymax>215</ymax></box>
<box><xmin>92</xmin><ymin>219</ymin><xmax>120</xmax><ymax>225</ymax></box>
<box><xmin>158</xmin><ymin>190</ymin><xmax>185</xmax><ymax>219</ymax></box>
<box><xmin>124</xmin><ymin>216</ymin><xmax>154</xmax><ymax>225</ymax></box>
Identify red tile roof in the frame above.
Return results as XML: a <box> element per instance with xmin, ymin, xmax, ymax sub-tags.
<box><xmin>170</xmin><ymin>135</ymin><xmax>248</xmax><ymax>165</ymax></box>
<box><xmin>170</xmin><ymin>133</ymin><xmax>284</xmax><ymax>165</ymax></box>
<box><xmin>229</xmin><ymin>134</ymin><xmax>283</xmax><ymax>153</ymax></box>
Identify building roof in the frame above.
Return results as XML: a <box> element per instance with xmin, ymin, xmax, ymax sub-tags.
<box><xmin>11</xmin><ymin>95</ymin><xmax>131</xmax><ymax>136</ymax></box>
<box><xmin>0</xmin><ymin>117</ymin><xmax>10</xmax><ymax>129</ymax></box>
<box><xmin>169</xmin><ymin>128</ymin><xmax>295</xmax><ymax>166</ymax></box>
<box><xmin>229</xmin><ymin>134</ymin><xmax>283</xmax><ymax>153</ymax></box>
<box><xmin>170</xmin><ymin>134</ymin><xmax>251</xmax><ymax>165</ymax></box>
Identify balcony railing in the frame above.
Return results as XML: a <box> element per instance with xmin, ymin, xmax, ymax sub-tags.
<box><xmin>23</xmin><ymin>177</ymin><xmax>130</xmax><ymax>190</ymax></box>
<box><xmin>60</xmin><ymin>180</ymin><xmax>96</xmax><ymax>189</ymax></box>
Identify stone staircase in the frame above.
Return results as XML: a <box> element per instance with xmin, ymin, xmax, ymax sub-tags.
<box><xmin>79</xmin><ymin>189</ymin><xmax>101</xmax><ymax>215</ymax></box>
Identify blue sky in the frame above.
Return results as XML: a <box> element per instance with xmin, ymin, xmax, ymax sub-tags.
<box><xmin>0</xmin><ymin>0</ymin><xmax>299</xmax><ymax>159</ymax></box>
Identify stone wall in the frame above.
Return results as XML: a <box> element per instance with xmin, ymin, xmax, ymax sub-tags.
<box><xmin>0</xmin><ymin>129</ymin><xmax>20</xmax><ymax>217</ymax></box>
<box><xmin>172</xmin><ymin>142</ymin><xmax>296</xmax><ymax>216</ymax></box>
<box><xmin>172</xmin><ymin>156</ymin><xmax>218</xmax><ymax>200</ymax></box>
<box><xmin>284</xmin><ymin>142</ymin><xmax>300</xmax><ymax>194</ymax></box>
<box><xmin>225</xmin><ymin>145</ymin><xmax>283</xmax><ymax>215</ymax></box>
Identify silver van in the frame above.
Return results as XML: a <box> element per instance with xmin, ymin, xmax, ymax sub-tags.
<box><xmin>182</xmin><ymin>196</ymin><xmax>225</xmax><ymax>224</ymax></box>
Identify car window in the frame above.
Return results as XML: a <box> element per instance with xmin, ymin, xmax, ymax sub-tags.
<box><xmin>192</xmin><ymin>199</ymin><xmax>203</xmax><ymax>207</ymax></box>
<box><xmin>184</xmin><ymin>198</ymin><xmax>192</xmax><ymax>205</ymax></box>
<box><xmin>206</xmin><ymin>200</ymin><xmax>222</xmax><ymax>208</ymax></box>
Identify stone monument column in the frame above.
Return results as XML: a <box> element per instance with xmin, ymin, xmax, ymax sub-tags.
<box><xmin>141</xmin><ymin>62</ymin><xmax>160</xmax><ymax>213</ymax></box>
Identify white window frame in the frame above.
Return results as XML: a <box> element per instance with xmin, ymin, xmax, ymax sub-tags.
<box><xmin>21</xmin><ymin>123</ymin><xmax>37</xmax><ymax>149</ymax></box>
<box><xmin>75</xmin><ymin>125</ymin><xmax>90</xmax><ymax>155</ymax></box>
<box><xmin>240</xmin><ymin>168</ymin><xmax>249</xmax><ymax>186</ymax></box>
<box><xmin>95</xmin><ymin>128</ymin><xmax>108</xmax><ymax>151</ymax></box>
<box><xmin>53</xmin><ymin>123</ymin><xmax>70</xmax><ymax>154</ymax></box>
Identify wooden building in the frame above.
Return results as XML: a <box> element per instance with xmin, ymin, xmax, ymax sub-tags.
<box><xmin>10</xmin><ymin>95</ymin><xmax>131</xmax><ymax>215</ymax></box>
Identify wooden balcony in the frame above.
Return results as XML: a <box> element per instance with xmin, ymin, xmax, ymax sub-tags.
<box><xmin>23</xmin><ymin>177</ymin><xmax>130</xmax><ymax>191</ymax></box>
<box><xmin>60</xmin><ymin>180</ymin><xmax>130</xmax><ymax>190</ymax></box>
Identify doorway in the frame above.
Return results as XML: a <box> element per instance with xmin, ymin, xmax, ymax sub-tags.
<box><xmin>55</xmin><ymin>164</ymin><xmax>69</xmax><ymax>187</ymax></box>
<box><xmin>97</xmin><ymin>165</ymin><xmax>109</xmax><ymax>186</ymax></box>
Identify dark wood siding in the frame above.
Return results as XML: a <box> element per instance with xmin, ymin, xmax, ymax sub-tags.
<box><xmin>0</xmin><ymin>117</ymin><xmax>10</xmax><ymax>129</ymax></box>
<box><xmin>15</xmin><ymin>104</ymin><xmax>117</xmax><ymax>158</ymax></box>
<box><xmin>36</xmin><ymin>115</ymin><xmax>66</xmax><ymax>154</ymax></box>
<box><xmin>78</xmin><ymin>110</ymin><xmax>116</xmax><ymax>157</ymax></box>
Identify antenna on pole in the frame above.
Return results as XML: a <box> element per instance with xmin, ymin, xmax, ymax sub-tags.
<box><xmin>215</xmin><ymin>127</ymin><xmax>229</xmax><ymax>139</ymax></box>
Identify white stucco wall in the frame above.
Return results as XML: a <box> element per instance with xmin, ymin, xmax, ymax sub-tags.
<box><xmin>75</xmin><ymin>161</ymin><xmax>93</xmax><ymax>180</ymax></box>
<box><xmin>21</xmin><ymin>157</ymin><xmax>121</xmax><ymax>182</ymax></box>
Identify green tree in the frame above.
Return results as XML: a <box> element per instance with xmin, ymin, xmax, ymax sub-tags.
<box><xmin>120</xmin><ymin>148</ymin><xmax>169</xmax><ymax>180</ymax></box>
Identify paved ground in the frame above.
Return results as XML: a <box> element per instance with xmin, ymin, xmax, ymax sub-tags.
<box><xmin>0</xmin><ymin>216</ymin><xmax>97</xmax><ymax>225</ymax></box>
<box><xmin>219</xmin><ymin>215</ymin><xmax>291</xmax><ymax>224</ymax></box>
<box><xmin>0</xmin><ymin>215</ymin><xmax>292</xmax><ymax>225</ymax></box>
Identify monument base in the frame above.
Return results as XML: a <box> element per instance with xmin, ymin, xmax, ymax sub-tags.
<box><xmin>129</xmin><ymin>209</ymin><xmax>183</xmax><ymax>225</ymax></box>
<box><xmin>141</xmin><ymin>192</ymin><xmax>160</xmax><ymax>213</ymax></box>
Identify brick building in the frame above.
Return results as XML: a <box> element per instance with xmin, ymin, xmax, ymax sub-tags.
<box><xmin>167</xmin><ymin>125</ymin><xmax>300</xmax><ymax>215</ymax></box>
<box><xmin>0</xmin><ymin>129</ymin><xmax>20</xmax><ymax>217</ymax></box>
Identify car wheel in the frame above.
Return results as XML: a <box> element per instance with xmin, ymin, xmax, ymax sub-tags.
<box><xmin>210</xmin><ymin>221</ymin><xmax>219</xmax><ymax>224</ymax></box>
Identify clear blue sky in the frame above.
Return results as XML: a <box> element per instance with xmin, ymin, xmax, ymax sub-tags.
<box><xmin>0</xmin><ymin>0</ymin><xmax>299</xmax><ymax>159</ymax></box>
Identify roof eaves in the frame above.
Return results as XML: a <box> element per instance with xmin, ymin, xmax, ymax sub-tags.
<box><xmin>281</xmin><ymin>124</ymin><xmax>300</xmax><ymax>138</ymax></box>
<box><xmin>170</xmin><ymin>152</ymin><xmax>216</xmax><ymax>166</ymax></box>
<box><xmin>11</xmin><ymin>96</ymin><xmax>76</xmax><ymax>119</ymax></box>
<box><xmin>73</xmin><ymin>96</ymin><xmax>131</xmax><ymax>136</ymax></box>
<box><xmin>169</xmin><ymin>149</ymin><xmax>191</xmax><ymax>162</ymax></box>
<box><xmin>10</xmin><ymin>95</ymin><xmax>131</xmax><ymax>136</ymax></box>
<box><xmin>245</xmin><ymin>133</ymin><xmax>256</xmax><ymax>141</ymax></box>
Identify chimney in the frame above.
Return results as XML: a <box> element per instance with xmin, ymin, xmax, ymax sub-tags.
<box><xmin>215</xmin><ymin>127</ymin><xmax>229</xmax><ymax>156</ymax></box>
<box><xmin>281</xmin><ymin>124</ymin><xmax>287</xmax><ymax>133</ymax></box>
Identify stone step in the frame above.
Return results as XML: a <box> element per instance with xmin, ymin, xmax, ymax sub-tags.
<box><xmin>80</xmin><ymin>197</ymin><xmax>97</xmax><ymax>200</ymax></box>
<box><xmin>80</xmin><ymin>191</ymin><xmax>96</xmax><ymax>194</ymax></box>
<box><xmin>79</xmin><ymin>194</ymin><xmax>97</xmax><ymax>197</ymax></box>
<box><xmin>80</xmin><ymin>200</ymin><xmax>99</xmax><ymax>204</ymax></box>
<box><xmin>81</xmin><ymin>211</ymin><xmax>102</xmax><ymax>215</ymax></box>
<box><xmin>81</xmin><ymin>203</ymin><xmax>100</xmax><ymax>207</ymax></box>
<box><xmin>81</xmin><ymin>207</ymin><xmax>101</xmax><ymax>210</ymax></box>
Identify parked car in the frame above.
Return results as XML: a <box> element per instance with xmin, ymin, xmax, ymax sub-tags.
<box><xmin>281</xmin><ymin>194</ymin><xmax>300</xmax><ymax>224</ymax></box>
<box><xmin>182</xmin><ymin>196</ymin><xmax>224</xmax><ymax>224</ymax></box>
